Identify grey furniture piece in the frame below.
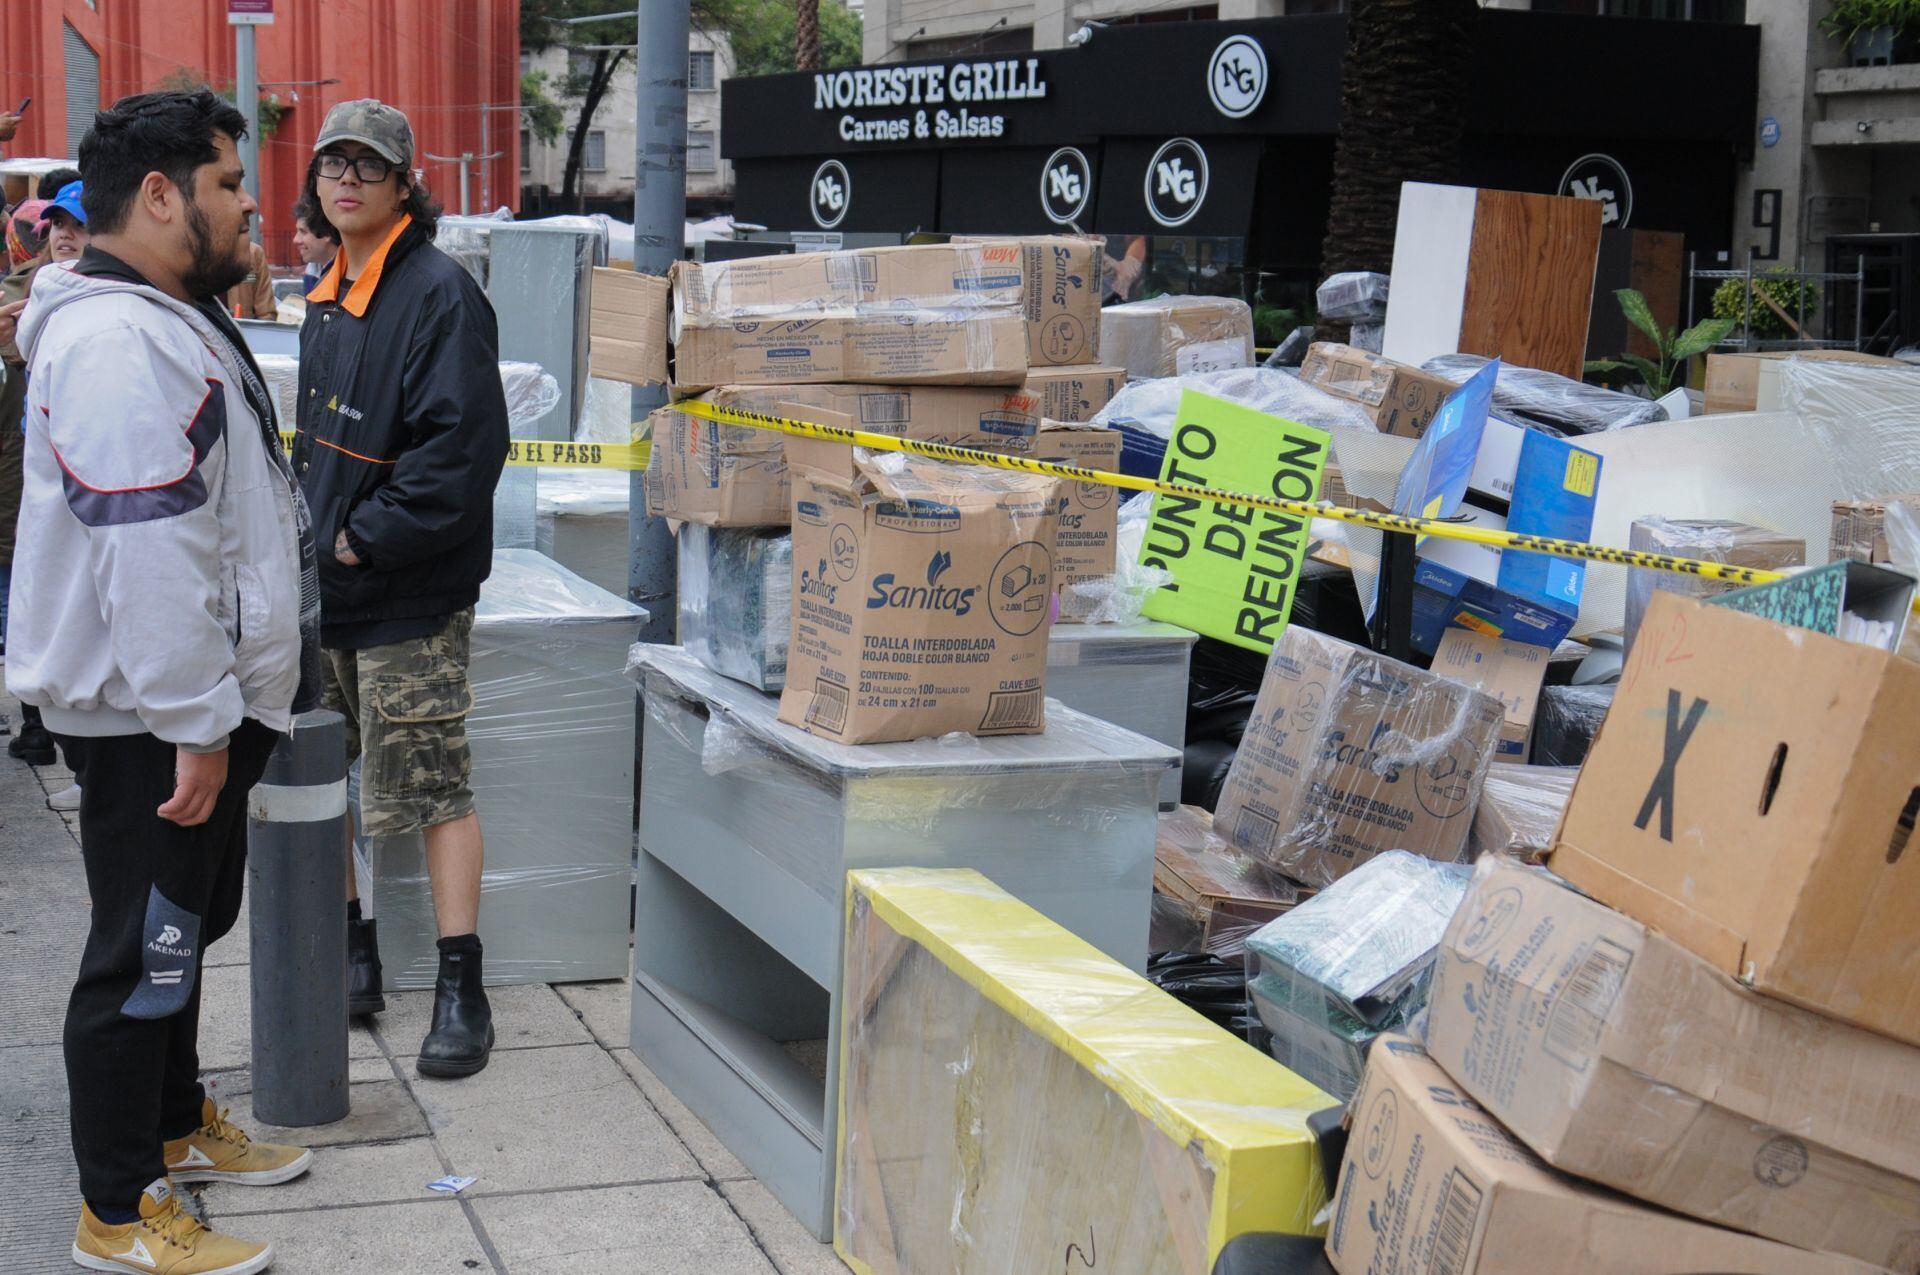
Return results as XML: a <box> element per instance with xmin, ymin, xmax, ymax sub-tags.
<box><xmin>628</xmin><ymin>645</ymin><xmax>1176</xmax><ymax>1239</ymax></box>
<box><xmin>1046</xmin><ymin>621</ymin><xmax>1197</xmax><ymax>808</ymax></box>
<box><xmin>361</xmin><ymin>550</ymin><xmax>645</xmax><ymax>988</ymax></box>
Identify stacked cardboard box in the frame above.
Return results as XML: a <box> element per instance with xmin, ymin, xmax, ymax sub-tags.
<box><xmin>1099</xmin><ymin>294</ymin><xmax>1255</xmax><ymax>380</ymax></box>
<box><xmin>1623</xmin><ymin>516</ymin><xmax>1805</xmax><ymax>653</ymax></box>
<box><xmin>1298</xmin><ymin>342</ymin><xmax>1456</xmax><ymax>439</ymax></box>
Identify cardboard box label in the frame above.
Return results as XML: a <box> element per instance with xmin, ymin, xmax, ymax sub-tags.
<box><xmin>1021</xmin><ymin>365</ymin><xmax>1126</xmax><ymax>423</ymax></box>
<box><xmin>1139</xmin><ymin>390</ymin><xmax>1329</xmax><ymax>652</ymax></box>
<box><xmin>1037</xmin><ymin>424</ymin><xmax>1124</xmax><ymax>621</ymax></box>
<box><xmin>1431</xmin><ymin>629</ymin><xmax>1547</xmax><ymax>759</ymax></box>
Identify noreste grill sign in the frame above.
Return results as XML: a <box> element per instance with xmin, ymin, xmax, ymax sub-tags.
<box><xmin>813</xmin><ymin>59</ymin><xmax>1048</xmax><ymax>144</ymax></box>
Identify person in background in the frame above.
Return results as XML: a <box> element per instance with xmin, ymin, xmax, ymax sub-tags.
<box><xmin>223</xmin><ymin>232</ymin><xmax>275</xmax><ymax>320</ymax></box>
<box><xmin>1</xmin><ymin>200</ymin><xmax>51</xmax><ymax>760</ymax></box>
<box><xmin>44</xmin><ymin>180</ymin><xmax>88</xmax><ymax>262</ymax></box>
<box><xmin>292</xmin><ymin>194</ymin><xmax>337</xmax><ymax>295</ymax></box>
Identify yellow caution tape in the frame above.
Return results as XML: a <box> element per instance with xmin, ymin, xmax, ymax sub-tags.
<box><xmin>675</xmin><ymin>398</ymin><xmax>1795</xmax><ymax>591</ymax></box>
<box><xmin>280</xmin><ymin>432</ymin><xmax>649</xmax><ymax>471</ymax></box>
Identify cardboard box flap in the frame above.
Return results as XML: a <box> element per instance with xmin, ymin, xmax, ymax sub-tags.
<box><xmin>588</xmin><ymin>267</ymin><xmax>669</xmax><ymax>388</ymax></box>
<box><xmin>1549</xmin><ymin>839</ymin><xmax>1749</xmax><ymax>977</ymax></box>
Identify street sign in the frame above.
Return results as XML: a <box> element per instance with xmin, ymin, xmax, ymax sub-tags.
<box><xmin>228</xmin><ymin>0</ymin><xmax>274</xmax><ymax>24</ymax></box>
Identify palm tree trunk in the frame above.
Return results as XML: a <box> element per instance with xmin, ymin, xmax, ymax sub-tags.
<box><xmin>796</xmin><ymin>0</ymin><xmax>821</xmax><ymax>72</ymax></box>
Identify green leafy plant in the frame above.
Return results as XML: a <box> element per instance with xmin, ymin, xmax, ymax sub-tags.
<box><xmin>156</xmin><ymin>67</ymin><xmax>284</xmax><ymax>138</ymax></box>
<box><xmin>1818</xmin><ymin>0</ymin><xmax>1920</xmax><ymax>47</ymax></box>
<box><xmin>1711</xmin><ymin>268</ymin><xmax>1821</xmax><ymax>340</ymax></box>
<box><xmin>1586</xmin><ymin>288</ymin><xmax>1734</xmax><ymax>396</ymax></box>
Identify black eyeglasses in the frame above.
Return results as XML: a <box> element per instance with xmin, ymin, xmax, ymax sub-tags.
<box><xmin>315</xmin><ymin>153</ymin><xmax>395</xmax><ymax>183</ymax></box>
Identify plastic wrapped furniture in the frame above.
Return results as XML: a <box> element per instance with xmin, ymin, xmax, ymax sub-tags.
<box><xmin>1623</xmin><ymin>517</ymin><xmax>1805</xmax><ymax>654</ymax></box>
<box><xmin>1213</xmin><ymin>627</ymin><xmax>1504</xmax><ymax>888</ymax></box>
<box><xmin>360</xmin><ymin>550</ymin><xmax>645</xmax><ymax>988</ymax></box>
<box><xmin>677</xmin><ymin>523</ymin><xmax>791</xmax><ymax>692</ymax></box>
<box><xmin>627</xmin><ymin>645</ymin><xmax>1178</xmax><ymax>1239</ymax></box>
<box><xmin>1047</xmin><ymin>621</ymin><xmax>1196</xmax><ymax>807</ymax></box>
<box><xmin>1422</xmin><ymin>352</ymin><xmax>1668</xmax><ymax>434</ymax></box>
<box><xmin>1316</xmin><ymin>272</ymin><xmax>1389</xmax><ymax>322</ymax></box>
<box><xmin>837</xmin><ymin>868</ymin><xmax>1332</xmax><ymax>1274</ymax></box>
<box><xmin>534</xmin><ymin>467</ymin><xmax>631</xmax><ymax>598</ymax></box>
<box><xmin>1151</xmin><ymin>805</ymin><xmax>1300</xmax><ymax>961</ymax></box>
<box><xmin>495</xmin><ymin>361</ymin><xmax>561</xmax><ymax>551</ymax></box>
<box><xmin>1782</xmin><ymin>357</ymin><xmax>1920</xmax><ymax>498</ymax></box>
<box><xmin>1468</xmin><ymin>763</ymin><xmax>1576</xmax><ymax>861</ymax></box>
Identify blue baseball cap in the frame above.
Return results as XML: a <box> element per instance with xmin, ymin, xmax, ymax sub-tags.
<box><xmin>47</xmin><ymin>181</ymin><xmax>86</xmax><ymax>227</ymax></box>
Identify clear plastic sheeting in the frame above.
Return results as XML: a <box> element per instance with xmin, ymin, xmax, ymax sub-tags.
<box><xmin>1316</xmin><ymin>272</ymin><xmax>1389</xmax><ymax>322</ymax></box>
<box><xmin>535</xmin><ymin>467</ymin><xmax>631</xmax><ymax>600</ymax></box>
<box><xmin>670</xmin><ymin>242</ymin><xmax>1024</xmax><ymax>326</ymax></box>
<box><xmin>1048</xmin><ymin>621</ymin><xmax>1196</xmax><ymax>807</ymax></box>
<box><xmin>255</xmin><ymin>353</ymin><xmax>300</xmax><ymax>427</ymax></box>
<box><xmin>1348</xmin><ymin>322</ymin><xmax>1383</xmax><ymax>354</ymax></box>
<box><xmin>363</xmin><ymin>549</ymin><xmax>646</xmax><ymax>989</ymax></box>
<box><xmin>1092</xmin><ymin>366</ymin><xmax>1380</xmax><ymax>480</ymax></box>
<box><xmin>1151</xmin><ymin>805</ymin><xmax>1300</xmax><ymax>960</ymax></box>
<box><xmin>1099</xmin><ymin>294</ymin><xmax>1257</xmax><ymax>380</ymax></box>
<box><xmin>1422</xmin><ymin>352</ymin><xmax>1668</xmax><ymax>434</ymax></box>
<box><xmin>434</xmin><ymin>208</ymin><xmax>514</xmax><ymax>289</ymax></box>
<box><xmin>630</xmin><ymin>645</ymin><xmax>1177</xmax><ymax>917</ymax></box>
<box><xmin>678</xmin><ymin>524</ymin><xmax>792</xmax><ymax>692</ymax></box>
<box><xmin>1781</xmin><ymin>356</ymin><xmax>1920</xmax><ymax>497</ymax></box>
<box><xmin>1469</xmin><ymin>763</ymin><xmax>1576</xmax><ymax>861</ymax></box>
<box><xmin>1623</xmin><ymin>518</ymin><xmax>1805</xmax><ymax>654</ymax></box>
<box><xmin>1214</xmin><ymin>626</ymin><xmax>1504</xmax><ymax>888</ymax></box>
<box><xmin>1058</xmin><ymin>492</ymin><xmax>1172</xmax><ymax>625</ymax></box>
<box><xmin>495</xmin><ymin>362</ymin><xmax>561</xmax><ymax>551</ymax></box>
<box><xmin>1531</xmin><ymin>684</ymin><xmax>1614</xmax><ymax>768</ymax></box>
<box><xmin>577</xmin><ymin>375</ymin><xmax>639</xmax><ymax>445</ymax></box>
<box><xmin>838</xmin><ymin>868</ymin><xmax>1333</xmax><ymax>1274</ymax></box>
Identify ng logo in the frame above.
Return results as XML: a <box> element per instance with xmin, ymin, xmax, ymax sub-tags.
<box><xmin>1144</xmin><ymin>138</ymin><xmax>1209</xmax><ymax>228</ymax></box>
<box><xmin>810</xmin><ymin>159</ymin><xmax>850</xmax><ymax>229</ymax></box>
<box><xmin>1048</xmin><ymin>165</ymin><xmax>1082</xmax><ymax>207</ymax></box>
<box><xmin>1039</xmin><ymin>147</ymin><xmax>1092</xmax><ymax>225</ymax></box>
<box><xmin>1155</xmin><ymin>158</ymin><xmax>1196</xmax><ymax>205</ymax></box>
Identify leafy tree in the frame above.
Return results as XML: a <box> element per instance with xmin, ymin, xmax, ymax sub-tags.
<box><xmin>521</xmin><ymin>0</ymin><xmax>638</xmax><ymax>207</ymax></box>
<box><xmin>726</xmin><ymin>0</ymin><xmax>863</xmax><ymax>78</ymax></box>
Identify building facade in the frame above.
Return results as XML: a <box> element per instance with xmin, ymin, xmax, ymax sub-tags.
<box><xmin>521</xmin><ymin>31</ymin><xmax>736</xmax><ymax>218</ymax></box>
<box><xmin>0</xmin><ymin>0</ymin><xmax>519</xmax><ymax>262</ymax></box>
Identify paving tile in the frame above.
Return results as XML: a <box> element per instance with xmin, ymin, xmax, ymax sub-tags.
<box><xmin>201</xmin><ymin>1137</ymin><xmax>453</xmax><ymax>1217</ymax></box>
<box><xmin>555</xmin><ymin>979</ymin><xmax>630</xmax><ymax>1050</ymax></box>
<box><xmin>214</xmin><ymin>1199</ymin><xmax>487</xmax><ymax>1273</ymax></box>
<box><xmin>410</xmin><ymin>1043</ymin><xmax>699</xmax><ymax>1193</ymax></box>
<box><xmin>474</xmin><ymin>1181</ymin><xmax>775</xmax><ymax>1274</ymax></box>
<box><xmin>611</xmin><ymin>1047</ymin><xmax>753</xmax><ymax>1182</ymax></box>
<box><xmin>381</xmin><ymin>983</ymin><xmax>594</xmax><ymax>1057</ymax></box>
<box><xmin>719</xmin><ymin>1179</ymin><xmax>853</xmax><ymax>1275</ymax></box>
<box><xmin>193</xmin><ymin>963</ymin><xmax>257</xmax><ymax>1071</ymax></box>
<box><xmin>228</xmin><ymin>1078</ymin><xmax>429</xmax><ymax>1149</ymax></box>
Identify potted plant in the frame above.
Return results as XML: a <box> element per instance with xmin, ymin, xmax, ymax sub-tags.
<box><xmin>1586</xmin><ymin>290</ymin><xmax>1734</xmax><ymax>398</ymax></box>
<box><xmin>1819</xmin><ymin>0</ymin><xmax>1920</xmax><ymax>66</ymax></box>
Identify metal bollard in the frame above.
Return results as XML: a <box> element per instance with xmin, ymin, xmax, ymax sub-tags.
<box><xmin>246</xmin><ymin>709</ymin><xmax>350</xmax><ymax>1126</ymax></box>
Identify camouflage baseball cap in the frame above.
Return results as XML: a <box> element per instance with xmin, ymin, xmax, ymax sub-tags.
<box><xmin>313</xmin><ymin>99</ymin><xmax>413</xmax><ymax>168</ymax></box>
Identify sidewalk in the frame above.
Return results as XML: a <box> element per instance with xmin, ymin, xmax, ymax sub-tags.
<box><xmin>0</xmin><ymin>693</ymin><xmax>849</xmax><ymax>1275</ymax></box>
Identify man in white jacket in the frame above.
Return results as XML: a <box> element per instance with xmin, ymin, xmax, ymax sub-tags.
<box><xmin>10</xmin><ymin>89</ymin><xmax>322</xmax><ymax>1275</ymax></box>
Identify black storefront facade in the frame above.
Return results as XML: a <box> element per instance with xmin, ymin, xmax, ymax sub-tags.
<box><xmin>724</xmin><ymin>11</ymin><xmax>1759</xmax><ymax>315</ymax></box>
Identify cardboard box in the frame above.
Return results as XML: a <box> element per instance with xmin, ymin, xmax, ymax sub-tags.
<box><xmin>671</xmin><ymin>241</ymin><xmax>1026</xmax><ymax>324</ymax></box>
<box><xmin>1099</xmin><ymin>295</ymin><xmax>1255</xmax><ymax>380</ymax></box>
<box><xmin>644</xmin><ymin>383</ymin><xmax>1045</xmax><ymax>528</ymax></box>
<box><xmin>1550</xmin><ymin>591</ymin><xmax>1920</xmax><ymax>1047</ymax></box>
<box><xmin>1429</xmin><ymin>629</ymin><xmax>1548</xmax><ymax>760</ymax></box>
<box><xmin>838</xmin><ymin>868</ymin><xmax>1333</xmax><ymax>1273</ymax></box>
<box><xmin>1624</xmin><ymin>518</ymin><xmax>1806</xmax><ymax>655</ymax></box>
<box><xmin>1704</xmin><ymin>349</ymin><xmax>1905</xmax><ymax>415</ymax></box>
<box><xmin>955</xmin><ymin>235</ymin><xmax>1105</xmax><ymax>366</ymax></box>
<box><xmin>1035</xmin><ymin>420</ymin><xmax>1123</xmax><ymax>621</ymax></box>
<box><xmin>1298</xmin><ymin>342</ymin><xmax>1456</xmax><ymax>439</ymax></box>
<box><xmin>780</xmin><ymin>455</ymin><xmax>1061</xmax><ymax>744</ymax></box>
<box><xmin>588</xmin><ymin>267</ymin><xmax>668</xmax><ymax>387</ymax></box>
<box><xmin>672</xmin><ymin>310</ymin><xmax>1030</xmax><ymax>392</ymax></box>
<box><xmin>1467</xmin><ymin>762</ymin><xmax>1574</xmax><ymax>861</ymax></box>
<box><xmin>1153</xmin><ymin>805</ymin><xmax>1299</xmax><ymax>957</ymax></box>
<box><xmin>1831</xmin><ymin>495</ymin><xmax>1920</xmax><ymax>564</ymax></box>
<box><xmin>1020</xmin><ymin>364</ymin><xmax>1126</xmax><ymax>422</ymax></box>
<box><xmin>1249</xmin><ymin>969</ymin><xmax>1385</xmax><ymax>1102</ymax></box>
<box><xmin>1325</xmin><ymin>1036</ymin><xmax>1879</xmax><ymax>1275</ymax></box>
<box><xmin>1214</xmin><ymin>627</ymin><xmax>1504</xmax><ymax>888</ymax></box>
<box><xmin>1427</xmin><ymin>857</ymin><xmax>1920</xmax><ymax>1273</ymax></box>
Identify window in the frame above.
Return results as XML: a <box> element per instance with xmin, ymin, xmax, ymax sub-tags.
<box><xmin>584</xmin><ymin>130</ymin><xmax>607</xmax><ymax>173</ymax></box>
<box><xmin>687</xmin><ymin>128</ymin><xmax>717</xmax><ymax>173</ymax></box>
<box><xmin>689</xmin><ymin>49</ymin><xmax>716</xmax><ymax>91</ymax></box>
<box><xmin>520</xmin><ymin>128</ymin><xmax>530</xmax><ymax>173</ymax></box>
<box><xmin>569</xmin><ymin>49</ymin><xmax>595</xmax><ymax>80</ymax></box>
<box><xmin>63</xmin><ymin>21</ymin><xmax>100</xmax><ymax>159</ymax></box>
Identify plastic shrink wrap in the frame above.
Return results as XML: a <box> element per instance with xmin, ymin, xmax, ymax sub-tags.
<box><xmin>1151</xmin><ymin>805</ymin><xmax>1300</xmax><ymax>960</ymax></box>
<box><xmin>1213</xmin><ymin>627</ymin><xmax>1503</xmax><ymax>888</ymax></box>
<box><xmin>678</xmin><ymin>524</ymin><xmax>791</xmax><ymax>692</ymax></box>
<box><xmin>1091</xmin><ymin>366</ymin><xmax>1378</xmax><ymax>479</ymax></box>
<box><xmin>359</xmin><ymin>550</ymin><xmax>645</xmax><ymax>988</ymax></box>
<box><xmin>1099</xmin><ymin>294</ymin><xmax>1256</xmax><ymax>381</ymax></box>
<box><xmin>1782</xmin><ymin>357</ymin><xmax>1920</xmax><ymax>499</ymax></box>
<box><xmin>1623</xmin><ymin>517</ymin><xmax>1805</xmax><ymax>654</ymax></box>
<box><xmin>1315</xmin><ymin>272</ymin><xmax>1389</xmax><ymax>322</ymax></box>
<box><xmin>836</xmin><ymin>868</ymin><xmax>1333</xmax><ymax>1275</ymax></box>
<box><xmin>1467</xmin><ymin>763</ymin><xmax>1575</xmax><ymax>861</ymax></box>
<box><xmin>534</xmin><ymin>467</ymin><xmax>631</xmax><ymax>599</ymax></box>
<box><xmin>1422</xmin><ymin>352</ymin><xmax>1668</xmax><ymax>434</ymax></box>
<box><xmin>1047</xmin><ymin>621</ymin><xmax>1195</xmax><ymax>807</ymax></box>
<box><xmin>1530</xmin><ymin>683</ymin><xmax>1614</xmax><ymax>767</ymax></box>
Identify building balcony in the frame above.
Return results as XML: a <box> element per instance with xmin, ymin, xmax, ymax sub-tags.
<box><xmin>1813</xmin><ymin>63</ymin><xmax>1920</xmax><ymax>146</ymax></box>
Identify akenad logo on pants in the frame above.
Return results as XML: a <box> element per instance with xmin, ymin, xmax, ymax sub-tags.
<box><xmin>148</xmin><ymin>923</ymin><xmax>193</xmax><ymax>960</ymax></box>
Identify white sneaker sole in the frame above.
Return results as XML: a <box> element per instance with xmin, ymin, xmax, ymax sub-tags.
<box><xmin>73</xmin><ymin>1239</ymin><xmax>275</xmax><ymax>1273</ymax></box>
<box><xmin>165</xmin><ymin>1147</ymin><xmax>314</xmax><ymax>1186</ymax></box>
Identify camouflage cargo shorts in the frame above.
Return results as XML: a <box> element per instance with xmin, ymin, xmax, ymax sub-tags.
<box><xmin>321</xmin><ymin>608</ymin><xmax>476</xmax><ymax>837</ymax></box>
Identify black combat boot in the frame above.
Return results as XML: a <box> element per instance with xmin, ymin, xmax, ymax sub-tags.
<box><xmin>347</xmin><ymin>904</ymin><xmax>386</xmax><ymax>1017</ymax></box>
<box><xmin>9</xmin><ymin>704</ymin><xmax>55</xmax><ymax>766</ymax></box>
<box><xmin>416</xmin><ymin>934</ymin><xmax>493</xmax><ymax>1079</ymax></box>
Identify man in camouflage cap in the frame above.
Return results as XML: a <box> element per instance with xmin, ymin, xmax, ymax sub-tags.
<box><xmin>296</xmin><ymin>98</ymin><xmax>509</xmax><ymax>1078</ymax></box>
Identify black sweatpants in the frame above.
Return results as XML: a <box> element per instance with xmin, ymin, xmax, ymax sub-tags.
<box><xmin>57</xmin><ymin>720</ymin><xmax>280</xmax><ymax>1211</ymax></box>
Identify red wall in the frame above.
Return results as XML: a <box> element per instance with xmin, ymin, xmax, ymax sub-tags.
<box><xmin>1</xmin><ymin>0</ymin><xmax>520</xmax><ymax>262</ymax></box>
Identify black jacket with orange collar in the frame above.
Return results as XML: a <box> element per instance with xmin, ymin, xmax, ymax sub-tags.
<box><xmin>294</xmin><ymin>216</ymin><xmax>508</xmax><ymax>635</ymax></box>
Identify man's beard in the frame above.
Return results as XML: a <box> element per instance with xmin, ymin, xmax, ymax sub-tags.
<box><xmin>180</xmin><ymin>197</ymin><xmax>252</xmax><ymax>299</ymax></box>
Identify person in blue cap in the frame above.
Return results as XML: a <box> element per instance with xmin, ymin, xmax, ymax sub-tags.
<box><xmin>44</xmin><ymin>180</ymin><xmax>88</xmax><ymax>263</ymax></box>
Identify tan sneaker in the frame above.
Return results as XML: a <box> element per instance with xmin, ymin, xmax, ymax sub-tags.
<box><xmin>73</xmin><ymin>1178</ymin><xmax>273</xmax><ymax>1274</ymax></box>
<box><xmin>163</xmin><ymin>1099</ymin><xmax>313</xmax><ymax>1186</ymax></box>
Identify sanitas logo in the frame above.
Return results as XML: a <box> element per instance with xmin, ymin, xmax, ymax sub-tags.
<box><xmin>798</xmin><ymin>557</ymin><xmax>840</xmax><ymax>605</ymax></box>
<box><xmin>867</xmin><ymin>550</ymin><xmax>977</xmax><ymax>617</ymax></box>
<box><xmin>1048</xmin><ymin>244</ymin><xmax>1083</xmax><ymax>307</ymax></box>
<box><xmin>1323</xmin><ymin>721</ymin><xmax>1403</xmax><ymax>783</ymax></box>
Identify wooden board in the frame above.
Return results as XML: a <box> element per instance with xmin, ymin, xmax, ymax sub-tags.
<box><xmin>1460</xmin><ymin>188</ymin><xmax>1602</xmax><ymax>380</ymax></box>
<box><xmin>1588</xmin><ymin>228</ymin><xmax>1685</xmax><ymax>361</ymax></box>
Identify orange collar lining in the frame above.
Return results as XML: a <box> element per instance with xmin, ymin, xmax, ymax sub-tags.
<box><xmin>305</xmin><ymin>213</ymin><xmax>412</xmax><ymax>317</ymax></box>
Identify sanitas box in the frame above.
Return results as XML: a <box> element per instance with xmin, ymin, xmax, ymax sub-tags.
<box><xmin>1326</xmin><ymin>1037</ymin><xmax>1880</xmax><ymax>1275</ymax></box>
<box><xmin>1427</xmin><ymin>857</ymin><xmax>1920</xmax><ymax>1274</ymax></box>
<box><xmin>1021</xmin><ymin>364</ymin><xmax>1126</xmax><ymax>422</ymax></box>
<box><xmin>1035</xmin><ymin>420</ymin><xmax>1123</xmax><ymax>622</ymax></box>
<box><xmin>1550</xmin><ymin>591</ymin><xmax>1920</xmax><ymax>1047</ymax></box>
<box><xmin>644</xmin><ymin>384</ymin><xmax>1044</xmax><ymax>528</ymax></box>
<box><xmin>780</xmin><ymin>456</ymin><xmax>1061</xmax><ymax>744</ymax></box>
<box><xmin>1429</xmin><ymin>629</ymin><xmax>1548</xmax><ymax>760</ymax></box>
<box><xmin>955</xmin><ymin>235</ymin><xmax>1105</xmax><ymax>366</ymax></box>
<box><xmin>1298</xmin><ymin>342</ymin><xmax>1456</xmax><ymax>439</ymax></box>
<box><xmin>1213</xmin><ymin>627</ymin><xmax>1503</xmax><ymax>888</ymax></box>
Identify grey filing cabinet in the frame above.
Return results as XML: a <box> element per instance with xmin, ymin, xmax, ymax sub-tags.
<box><xmin>628</xmin><ymin>646</ymin><xmax>1176</xmax><ymax>1239</ymax></box>
<box><xmin>1046</xmin><ymin>621</ymin><xmax>1196</xmax><ymax>808</ymax></box>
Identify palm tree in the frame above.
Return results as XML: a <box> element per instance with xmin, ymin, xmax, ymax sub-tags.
<box><xmin>796</xmin><ymin>0</ymin><xmax>821</xmax><ymax>71</ymax></box>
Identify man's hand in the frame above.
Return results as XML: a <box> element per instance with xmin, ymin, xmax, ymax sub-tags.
<box><xmin>0</xmin><ymin>298</ymin><xmax>25</xmax><ymax>349</ymax></box>
<box><xmin>334</xmin><ymin>528</ymin><xmax>361</xmax><ymax>567</ymax></box>
<box><xmin>0</xmin><ymin>111</ymin><xmax>20</xmax><ymax>143</ymax></box>
<box><xmin>158</xmin><ymin>746</ymin><xmax>228</xmax><ymax>827</ymax></box>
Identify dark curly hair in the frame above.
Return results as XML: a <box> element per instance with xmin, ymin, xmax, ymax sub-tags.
<box><xmin>79</xmin><ymin>89</ymin><xmax>248</xmax><ymax>235</ymax></box>
<box><xmin>291</xmin><ymin>192</ymin><xmax>341</xmax><ymax>244</ymax></box>
<box><xmin>300</xmin><ymin>152</ymin><xmax>441</xmax><ymax>241</ymax></box>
